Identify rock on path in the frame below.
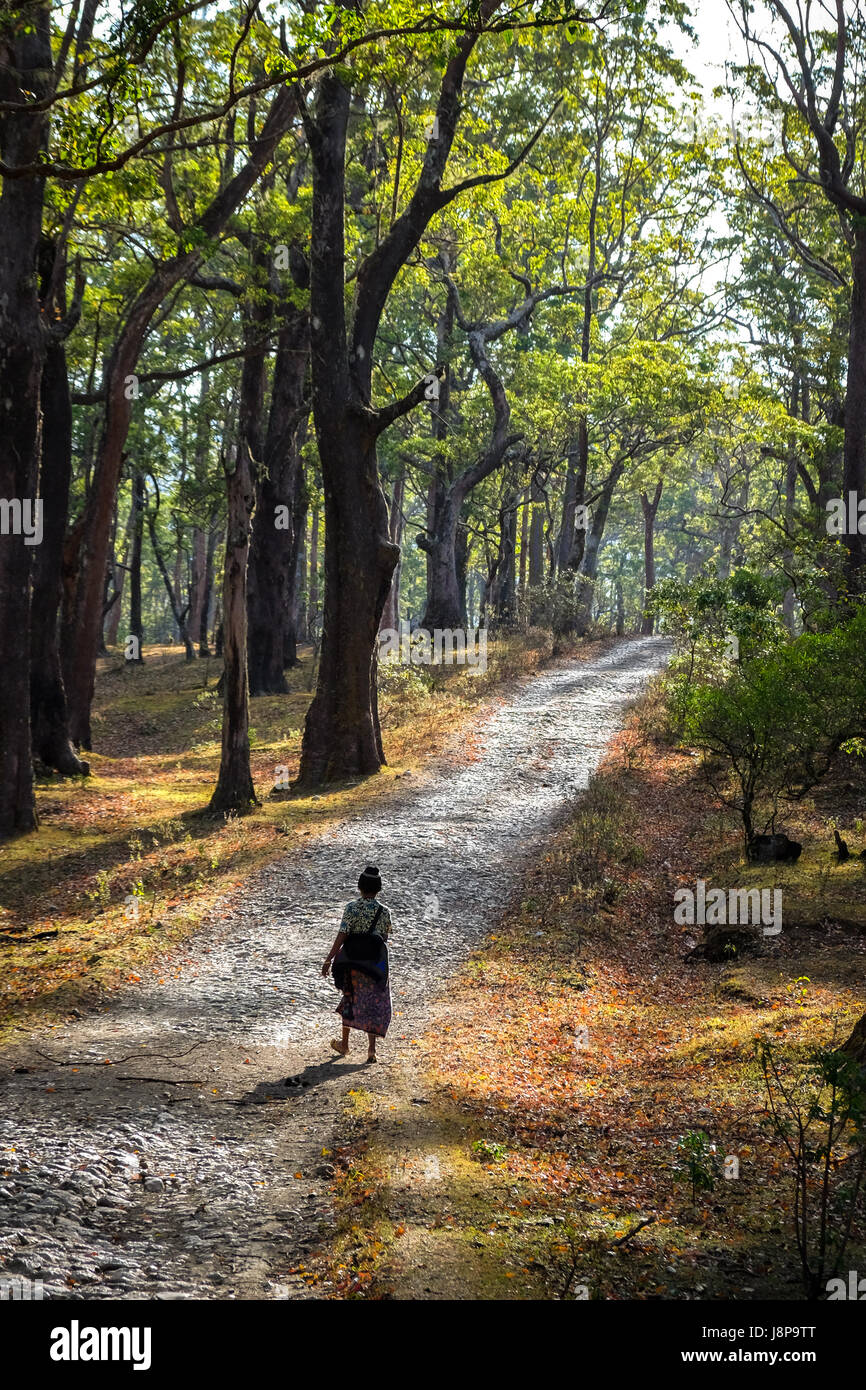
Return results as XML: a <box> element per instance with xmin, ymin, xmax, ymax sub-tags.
<box><xmin>0</xmin><ymin>636</ymin><xmax>669</xmax><ymax>1300</ymax></box>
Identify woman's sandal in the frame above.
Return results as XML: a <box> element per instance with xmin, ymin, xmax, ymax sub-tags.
<box><xmin>366</xmin><ymin>1053</ymin><xmax>378</xmax><ymax>1063</ymax></box>
<box><xmin>330</xmin><ymin>1038</ymin><xmax>349</xmax><ymax>1056</ymax></box>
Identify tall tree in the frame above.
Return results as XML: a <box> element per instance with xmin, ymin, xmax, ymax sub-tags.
<box><xmin>295</xmin><ymin>1</ymin><xmax>562</xmax><ymax>783</ymax></box>
<box><xmin>0</xmin><ymin>1</ymin><xmax>53</xmax><ymax>834</ymax></box>
<box><xmin>732</xmin><ymin>0</ymin><xmax>866</xmax><ymax>590</ymax></box>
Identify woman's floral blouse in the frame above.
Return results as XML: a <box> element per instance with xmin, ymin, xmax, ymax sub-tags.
<box><xmin>339</xmin><ymin>898</ymin><xmax>392</xmax><ymax>940</ymax></box>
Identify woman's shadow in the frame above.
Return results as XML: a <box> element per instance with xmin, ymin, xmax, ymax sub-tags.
<box><xmin>238</xmin><ymin>1058</ymin><xmax>371</xmax><ymax>1105</ymax></box>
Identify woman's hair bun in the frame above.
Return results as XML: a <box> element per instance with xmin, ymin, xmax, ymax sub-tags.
<box><xmin>365</xmin><ymin>864</ymin><xmax>378</xmax><ymax>875</ymax></box>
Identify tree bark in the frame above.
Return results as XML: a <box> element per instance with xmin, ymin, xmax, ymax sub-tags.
<box><xmin>640</xmin><ymin>477</ymin><xmax>663</xmax><ymax>635</ymax></box>
<box><xmin>288</xmin><ymin>463</ymin><xmax>308</xmax><ymax>659</ymax></box>
<box><xmin>420</xmin><ymin>319</ymin><xmax>516</xmax><ymax>630</ymax></box>
<box><xmin>247</xmin><ymin>277</ymin><xmax>309</xmax><ymax>695</ymax></box>
<box><xmin>199</xmin><ymin>513</ymin><xmax>220</xmax><ymax>657</ymax></box>
<box><xmin>296</xmin><ymin>73</ymin><xmax>397</xmax><ymax>784</ymax></box>
<box><xmin>486</xmin><ymin>491</ymin><xmax>519</xmax><ymax>626</ymax></box>
<box><xmin>307</xmin><ymin>505</ymin><xmax>320</xmax><ymax>637</ymax></box>
<box><xmin>557</xmin><ymin>427</ymin><xmax>589</xmax><ymax>574</ymax></box>
<box><xmin>28</xmin><ymin>231</ymin><xmax>88</xmax><ymax>776</ymax></box>
<box><xmin>574</xmin><ymin>460</ymin><xmax>626</xmax><ymax>635</ymax></box>
<box><xmin>208</xmin><ymin>337</ymin><xmax>261</xmax><ymax>812</ymax></box>
<box><xmin>187</xmin><ymin>367</ymin><xmax>212</xmax><ymax>650</ymax></box>
<box><xmin>31</xmin><ymin>286</ymin><xmax>89</xmax><ymax>776</ymax></box>
<box><xmin>0</xmin><ymin>4</ymin><xmax>53</xmax><ymax>835</ymax></box>
<box><xmin>104</xmin><ymin>500</ymin><xmax>133</xmax><ymax>648</ymax></box>
<box><xmin>381</xmin><ymin>468</ymin><xmax>406</xmax><ymax>631</ymax></box>
<box><xmin>126</xmin><ymin>469</ymin><xmax>145</xmax><ymax>662</ymax></box>
<box><xmin>838</xmin><ymin>1008</ymin><xmax>866</xmax><ymax>1064</ymax></box>
<box><xmin>146</xmin><ymin>501</ymin><xmax>195</xmax><ymax>660</ymax></box>
<box><xmin>518</xmin><ymin>485</ymin><xmax>529</xmax><ymax>606</ymax></box>
<box><xmin>843</xmin><ymin>224</ymin><xmax>866</xmax><ymax>589</ymax></box>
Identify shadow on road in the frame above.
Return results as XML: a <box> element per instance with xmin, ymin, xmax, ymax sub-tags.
<box><xmin>238</xmin><ymin>1057</ymin><xmax>371</xmax><ymax>1104</ymax></box>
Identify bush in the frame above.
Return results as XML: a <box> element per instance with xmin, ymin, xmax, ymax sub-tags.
<box><xmin>653</xmin><ymin>568</ymin><xmax>786</xmax><ymax>729</ymax></box>
<box><xmin>525</xmin><ymin>576</ymin><xmax>587</xmax><ymax>637</ymax></box>
<box><xmin>682</xmin><ymin>607</ymin><xmax>866</xmax><ymax>849</ymax></box>
<box><xmin>377</xmin><ymin>660</ymin><xmax>433</xmax><ymax>703</ymax></box>
<box><xmin>756</xmin><ymin>1037</ymin><xmax>866</xmax><ymax>1299</ymax></box>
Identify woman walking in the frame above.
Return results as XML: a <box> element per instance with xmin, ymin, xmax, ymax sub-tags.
<box><xmin>322</xmin><ymin>865</ymin><xmax>392</xmax><ymax>1063</ymax></box>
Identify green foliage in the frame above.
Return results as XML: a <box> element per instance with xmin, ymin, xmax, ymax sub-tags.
<box><xmin>377</xmin><ymin>660</ymin><xmax>433</xmax><ymax>702</ymax></box>
<box><xmin>472</xmin><ymin>1138</ymin><xmax>508</xmax><ymax>1163</ymax></box>
<box><xmin>654</xmin><ymin>567</ymin><xmax>786</xmax><ymax>728</ymax></box>
<box><xmin>673</xmin><ymin>1129</ymin><xmax>719</xmax><ymax>1204</ymax></box>
<box><xmin>680</xmin><ymin>607</ymin><xmax>866</xmax><ymax>845</ymax></box>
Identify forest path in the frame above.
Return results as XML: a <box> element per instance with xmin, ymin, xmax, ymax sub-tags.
<box><xmin>0</xmin><ymin>637</ymin><xmax>669</xmax><ymax>1300</ymax></box>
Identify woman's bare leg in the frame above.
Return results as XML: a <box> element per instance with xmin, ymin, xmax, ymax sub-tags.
<box><xmin>367</xmin><ymin>1032</ymin><xmax>377</xmax><ymax>1061</ymax></box>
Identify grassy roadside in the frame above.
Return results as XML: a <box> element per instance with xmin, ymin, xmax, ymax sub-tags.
<box><xmin>327</xmin><ymin>682</ymin><xmax>866</xmax><ymax>1300</ymax></box>
<box><xmin>0</xmin><ymin>630</ymin><xmax>594</xmax><ymax>1043</ymax></box>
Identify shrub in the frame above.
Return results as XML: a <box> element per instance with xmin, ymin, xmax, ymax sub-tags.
<box><xmin>756</xmin><ymin>1037</ymin><xmax>866</xmax><ymax>1299</ymax></box>
<box><xmin>682</xmin><ymin>607</ymin><xmax>866</xmax><ymax>849</ymax></box>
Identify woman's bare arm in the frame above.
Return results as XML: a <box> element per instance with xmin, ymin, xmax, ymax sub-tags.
<box><xmin>321</xmin><ymin>931</ymin><xmax>346</xmax><ymax>977</ymax></box>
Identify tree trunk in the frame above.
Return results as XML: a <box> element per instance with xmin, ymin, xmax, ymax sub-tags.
<box><xmin>104</xmin><ymin>500</ymin><xmax>133</xmax><ymax>648</ymax></box>
<box><xmin>420</xmin><ymin>317</ymin><xmax>514</xmax><ymax>630</ymax></box>
<box><xmin>0</xmin><ymin>5</ymin><xmax>52</xmax><ymax>836</ymax></box>
<box><xmin>296</xmin><ymin>73</ymin><xmax>401</xmax><ymax>785</ymax></box>
<box><xmin>298</xmin><ymin>427</ymin><xmax>397</xmax><ymax>782</ymax></box>
<box><xmin>199</xmin><ymin>514</ymin><xmax>220</xmax><ymax>657</ymax></box>
<box><xmin>640</xmin><ymin>478</ymin><xmax>663</xmax><ymax>635</ymax></box>
<box><xmin>844</xmin><ymin>224</ymin><xmax>866</xmax><ymax>591</ymax></box>
<box><xmin>574</xmin><ymin>461</ymin><xmax>625</xmax><ymax>635</ymax></box>
<box><xmin>31</xmin><ymin>311</ymin><xmax>89</xmax><ymax>776</ymax></box>
<box><xmin>146</xmin><ymin>506</ymin><xmax>195</xmax><ymax>660</ymax></box>
<box><xmin>838</xmin><ymin>1008</ymin><xmax>866</xmax><ymax>1064</ymax></box>
<box><xmin>247</xmin><ymin>293</ymin><xmax>309</xmax><ymax>695</ymax></box>
<box><xmin>528</xmin><ymin>476</ymin><xmax>545</xmax><ymax>621</ymax></box>
<box><xmin>420</xmin><ymin>487</ymin><xmax>466</xmax><ymax>630</ymax></box>
<box><xmin>187</xmin><ymin>367</ymin><xmax>212</xmax><ymax>650</ymax></box>
<box><xmin>381</xmin><ymin>468</ymin><xmax>406</xmax><ymax>631</ymax></box>
<box><xmin>307</xmin><ymin>505</ymin><xmax>320</xmax><ymax>638</ymax></box>
<box><xmin>423</xmin><ymin>292</ymin><xmax>455</xmax><ymax>606</ymax></box>
<box><xmin>518</xmin><ymin>484</ymin><xmax>529</xmax><ymax>610</ymax></box>
<box><xmin>487</xmin><ymin>491</ymin><xmax>518</xmax><ymax>625</ymax></box>
<box><xmin>171</xmin><ymin>534</ymin><xmax>185</xmax><ymax>644</ymax></box>
<box><xmin>189</xmin><ymin>523</ymin><xmax>207</xmax><ymax>648</ymax></box>
<box><xmin>289</xmin><ymin>468</ymin><xmax>308</xmax><ymax>656</ymax></box>
<box><xmin>208</xmin><ymin>453</ymin><xmax>257</xmax><ymax>813</ymax></box>
<box><xmin>781</xmin><ymin>363</ymin><xmax>802</xmax><ymax>631</ymax></box>
<box><xmin>208</xmin><ymin>343</ymin><xmax>260</xmax><ymax>812</ymax></box>
<box><xmin>126</xmin><ymin>470</ymin><xmax>145</xmax><ymax>662</ymax></box>
<box><xmin>297</xmin><ymin>11</ymin><xmax>499</xmax><ymax>782</ymax></box>
<box><xmin>557</xmin><ymin>429</ymin><xmax>589</xmax><ymax>574</ymax></box>
<box><xmin>284</xmin><ymin>459</ymin><xmax>308</xmax><ymax>667</ymax></box>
